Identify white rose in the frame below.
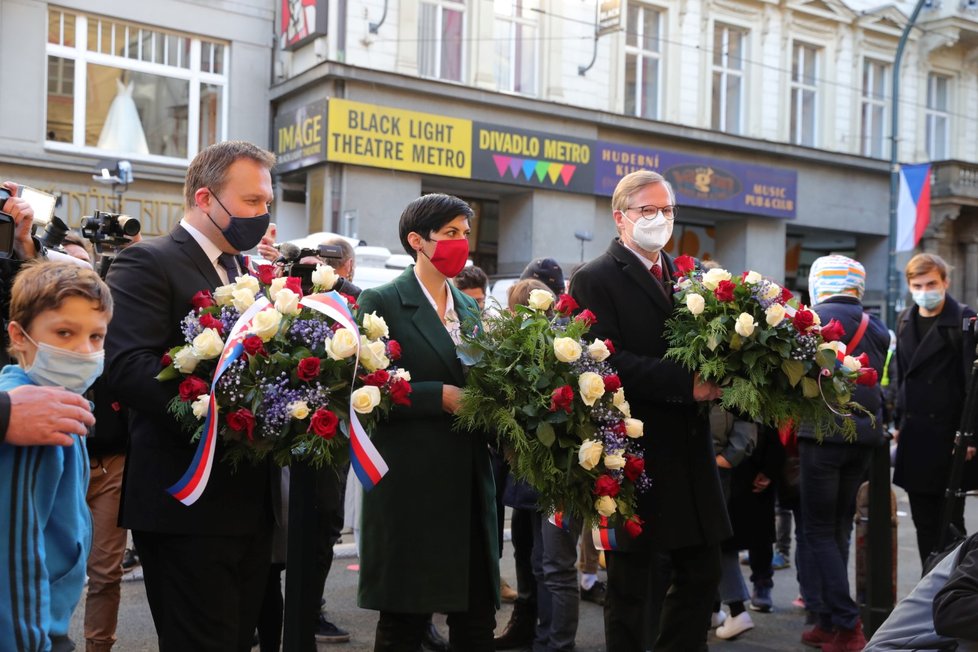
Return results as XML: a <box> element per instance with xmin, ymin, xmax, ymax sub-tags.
<box><xmin>351</xmin><ymin>386</ymin><xmax>382</xmax><ymax>414</ymax></box>
<box><xmin>234</xmin><ymin>275</ymin><xmax>260</xmax><ymax>295</ymax></box>
<box><xmin>214</xmin><ymin>284</ymin><xmax>234</xmax><ymax>306</ymax></box>
<box><xmin>327</xmin><ymin>328</ymin><xmax>359</xmax><ymax>360</ymax></box>
<box><xmin>268</xmin><ymin>277</ymin><xmax>288</xmax><ymax>301</ymax></box>
<box><xmin>624</xmin><ymin>418</ymin><xmax>644</xmax><ymax>438</ymax></box>
<box><xmin>685</xmin><ymin>293</ymin><xmax>706</xmax><ymax>316</ymax></box>
<box><xmin>232</xmin><ymin>288</ymin><xmax>256</xmax><ymax>312</ymax></box>
<box><xmin>360</xmin><ymin>337</ymin><xmax>390</xmax><ymax>372</ymax></box>
<box><xmin>819</xmin><ymin>341</ymin><xmax>846</xmax><ymax>355</ymax></box>
<box><xmin>173</xmin><ymin>347</ymin><xmax>200</xmax><ymax>373</ymax></box>
<box><xmin>734</xmin><ymin>312</ymin><xmax>757</xmax><ymax>338</ymax></box>
<box><xmin>553</xmin><ymin>337</ymin><xmax>582</xmax><ymax>363</ymax></box>
<box><xmin>274</xmin><ymin>288</ymin><xmax>301</xmax><ymax>316</ymax></box>
<box><xmin>192</xmin><ymin>328</ymin><xmax>224</xmax><ymax>360</ymax></box>
<box><xmin>588</xmin><ymin>339</ymin><xmax>611</xmax><ymax>362</ymax></box>
<box><xmin>616</xmin><ymin>401</ymin><xmax>632</xmax><ymax>418</ymax></box>
<box><xmin>578</xmin><ymin>371</ymin><xmax>606</xmax><ymax>407</ymax></box>
<box><xmin>612</xmin><ymin>387</ymin><xmax>625</xmax><ymax>407</ymax></box>
<box><xmin>288</xmin><ymin>400</ymin><xmax>310</xmax><ymax>420</ymax></box>
<box><xmin>595</xmin><ymin>495</ymin><xmax>618</xmax><ymax>517</ymax></box>
<box><xmin>394</xmin><ymin>369</ymin><xmax>412</xmax><ymax>382</ymax></box>
<box><xmin>765</xmin><ymin>303</ymin><xmax>786</xmax><ymax>327</ymax></box>
<box><xmin>744</xmin><ymin>270</ymin><xmax>763</xmax><ymax>284</ymax></box>
<box><xmin>312</xmin><ymin>264</ymin><xmax>339</xmax><ymax>290</ymax></box>
<box><xmin>604</xmin><ymin>453</ymin><xmax>626</xmax><ymax>470</ymax></box>
<box><xmin>191</xmin><ymin>394</ymin><xmax>210</xmax><ymax>419</ymax></box>
<box><xmin>250</xmin><ymin>309</ymin><xmax>283</xmax><ymax>342</ymax></box>
<box><xmin>527</xmin><ymin>289</ymin><xmax>554</xmax><ymax>311</ymax></box>
<box><xmin>578</xmin><ymin>439</ymin><xmax>603</xmax><ymax>470</ymax></box>
<box><xmin>362</xmin><ymin>312</ymin><xmax>390</xmax><ymax>340</ymax></box>
<box><xmin>842</xmin><ymin>355</ymin><xmax>861</xmax><ymax>372</ymax></box>
<box><xmin>701</xmin><ymin>268</ymin><xmax>732</xmax><ymax>291</ymax></box>
<box><xmin>762</xmin><ymin>283</ymin><xmax>782</xmax><ymax>300</ymax></box>
<box><xmin>812</xmin><ymin>311</ymin><xmax>822</xmax><ymax>326</ymax></box>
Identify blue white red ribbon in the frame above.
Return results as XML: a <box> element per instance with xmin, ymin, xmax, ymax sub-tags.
<box><xmin>591</xmin><ymin>516</ymin><xmax>619</xmax><ymax>551</ymax></box>
<box><xmin>548</xmin><ymin>511</ymin><xmax>572</xmax><ymax>531</ymax></box>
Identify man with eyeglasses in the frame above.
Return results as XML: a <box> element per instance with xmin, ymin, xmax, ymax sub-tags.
<box><xmin>570</xmin><ymin>170</ymin><xmax>729</xmax><ymax>652</ymax></box>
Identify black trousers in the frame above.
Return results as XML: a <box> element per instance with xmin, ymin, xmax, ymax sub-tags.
<box><xmin>908</xmin><ymin>491</ymin><xmax>966</xmax><ymax>568</ymax></box>
<box><xmin>133</xmin><ymin>527</ymin><xmax>271</xmax><ymax>652</ymax></box>
<box><xmin>604</xmin><ymin>542</ymin><xmax>720</xmax><ymax>652</ymax></box>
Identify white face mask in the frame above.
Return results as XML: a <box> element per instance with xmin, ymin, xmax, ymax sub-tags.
<box><xmin>624</xmin><ymin>211</ymin><xmax>673</xmax><ymax>253</ymax></box>
<box><xmin>19</xmin><ymin>327</ymin><xmax>104</xmax><ymax>394</ymax></box>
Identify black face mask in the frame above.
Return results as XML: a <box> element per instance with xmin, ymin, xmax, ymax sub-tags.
<box><xmin>206</xmin><ymin>190</ymin><xmax>270</xmax><ymax>252</ymax></box>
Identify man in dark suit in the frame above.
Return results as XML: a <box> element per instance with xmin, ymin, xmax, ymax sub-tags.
<box><xmin>105</xmin><ymin>141</ymin><xmax>275</xmax><ymax>651</ymax></box>
<box><xmin>894</xmin><ymin>253</ymin><xmax>978</xmax><ymax>567</ymax></box>
<box><xmin>570</xmin><ymin>170</ymin><xmax>730</xmax><ymax>652</ymax></box>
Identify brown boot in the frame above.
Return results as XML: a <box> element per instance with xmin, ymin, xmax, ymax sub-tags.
<box><xmin>494</xmin><ymin>598</ymin><xmax>536</xmax><ymax>650</ymax></box>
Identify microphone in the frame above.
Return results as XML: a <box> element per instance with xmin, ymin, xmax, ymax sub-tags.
<box><xmin>273</xmin><ymin>242</ymin><xmax>300</xmax><ymax>264</ymax></box>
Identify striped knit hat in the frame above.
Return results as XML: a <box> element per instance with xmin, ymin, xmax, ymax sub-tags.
<box><xmin>808</xmin><ymin>254</ymin><xmax>866</xmax><ymax>304</ymax></box>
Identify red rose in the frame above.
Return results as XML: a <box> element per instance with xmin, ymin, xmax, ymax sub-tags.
<box><xmin>554</xmin><ymin>294</ymin><xmax>579</xmax><ymax>315</ymax></box>
<box><xmin>361</xmin><ymin>370</ymin><xmax>391</xmax><ymax>386</ymax></box>
<box><xmin>594</xmin><ymin>474</ymin><xmax>621</xmax><ymax>498</ymax></box>
<box><xmin>390</xmin><ymin>379</ymin><xmax>412</xmax><ymax>406</ymax></box>
<box><xmin>111</xmin><ymin>401</ymin><xmax>122</xmax><ymax>412</ymax></box>
<box><xmin>330</xmin><ymin>322</ymin><xmax>344</xmax><ymax>333</ymax></box>
<box><xmin>296</xmin><ymin>357</ymin><xmax>321</xmax><ymax>382</ymax></box>
<box><xmin>674</xmin><ymin>255</ymin><xmax>696</xmax><ymax>275</ymax></box>
<box><xmin>781</xmin><ymin>286</ymin><xmax>794</xmax><ymax>303</ymax></box>
<box><xmin>226</xmin><ymin>408</ymin><xmax>256</xmax><ymax>441</ymax></box>
<box><xmin>309</xmin><ymin>408</ymin><xmax>339</xmax><ymax>439</ymax></box>
<box><xmin>714</xmin><ymin>280</ymin><xmax>736</xmax><ymax>302</ymax></box>
<box><xmin>575</xmin><ymin>309</ymin><xmax>597</xmax><ymax>326</ymax></box>
<box><xmin>178</xmin><ymin>376</ymin><xmax>209</xmax><ymax>402</ymax></box>
<box><xmin>792</xmin><ymin>309</ymin><xmax>815</xmax><ymax>333</ymax></box>
<box><xmin>191</xmin><ymin>290</ymin><xmax>215</xmax><ymax>310</ymax></box>
<box><xmin>242</xmin><ymin>335</ymin><xmax>266</xmax><ymax>357</ymax></box>
<box><xmin>603</xmin><ymin>374</ymin><xmax>622</xmax><ymax>393</ymax></box>
<box><xmin>199</xmin><ymin>313</ymin><xmax>224</xmax><ymax>336</ymax></box>
<box><xmin>284</xmin><ymin>276</ymin><xmax>303</xmax><ymax>297</ymax></box>
<box><xmin>339</xmin><ymin>293</ymin><xmax>359</xmax><ymax>312</ymax></box>
<box><xmin>612</xmin><ymin>421</ymin><xmax>627</xmax><ymax>437</ymax></box>
<box><xmin>604</xmin><ymin>339</ymin><xmax>616</xmax><ymax>355</ymax></box>
<box><xmin>257</xmin><ymin>264</ymin><xmax>277</xmax><ymax>286</ymax></box>
<box><xmin>386</xmin><ymin>340</ymin><xmax>402</xmax><ymax>361</ymax></box>
<box><xmin>624</xmin><ymin>455</ymin><xmax>645</xmax><ymax>482</ymax></box>
<box><xmin>549</xmin><ymin>385</ymin><xmax>574</xmax><ymax>413</ymax></box>
<box><xmin>819</xmin><ymin>319</ymin><xmax>845</xmax><ymax>342</ymax></box>
<box><xmin>624</xmin><ymin>515</ymin><xmax>644</xmax><ymax>539</ymax></box>
<box><xmin>856</xmin><ymin>367</ymin><xmax>879</xmax><ymax>387</ymax></box>
<box><xmin>161</xmin><ymin>352</ymin><xmax>173</xmax><ymax>368</ymax></box>
<box><xmin>855</xmin><ymin>352</ymin><xmax>870</xmax><ymax>368</ymax></box>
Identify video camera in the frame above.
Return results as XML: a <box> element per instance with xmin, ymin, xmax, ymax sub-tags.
<box><xmin>0</xmin><ymin>188</ymin><xmax>20</xmax><ymax>259</ymax></box>
<box><xmin>278</xmin><ymin>243</ymin><xmax>348</xmax><ymax>295</ymax></box>
<box><xmin>81</xmin><ymin>211</ymin><xmax>140</xmax><ymax>252</ymax></box>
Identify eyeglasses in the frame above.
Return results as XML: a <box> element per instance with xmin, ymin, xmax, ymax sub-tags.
<box><xmin>625</xmin><ymin>204</ymin><xmax>678</xmax><ymax>220</ymax></box>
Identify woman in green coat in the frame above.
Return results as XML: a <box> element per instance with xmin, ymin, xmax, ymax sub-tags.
<box><xmin>356</xmin><ymin>194</ymin><xmax>499</xmax><ymax>651</ymax></box>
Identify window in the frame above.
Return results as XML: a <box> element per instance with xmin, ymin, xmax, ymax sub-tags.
<box><xmin>711</xmin><ymin>24</ymin><xmax>746</xmax><ymax>134</ymax></box>
<box><xmin>926</xmin><ymin>73</ymin><xmax>950</xmax><ymax>160</ymax></box>
<box><xmin>46</xmin><ymin>9</ymin><xmax>228</xmax><ymax>161</ymax></box>
<box><xmin>625</xmin><ymin>2</ymin><xmax>662</xmax><ymax>120</ymax></box>
<box><xmin>419</xmin><ymin>0</ymin><xmax>465</xmax><ymax>82</ymax></box>
<box><xmin>790</xmin><ymin>42</ymin><xmax>819</xmax><ymax>146</ymax></box>
<box><xmin>860</xmin><ymin>59</ymin><xmax>888</xmax><ymax>158</ymax></box>
<box><xmin>494</xmin><ymin>0</ymin><xmax>538</xmax><ymax>95</ymax></box>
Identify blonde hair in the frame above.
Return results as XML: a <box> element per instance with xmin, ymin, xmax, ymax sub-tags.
<box><xmin>507</xmin><ymin>279</ymin><xmax>552</xmax><ymax>310</ymax></box>
<box><xmin>905</xmin><ymin>253</ymin><xmax>949</xmax><ymax>282</ymax></box>
<box><xmin>184</xmin><ymin>141</ymin><xmax>276</xmax><ymax>209</ymax></box>
<box><xmin>611</xmin><ymin>170</ymin><xmax>675</xmax><ymax>213</ymax></box>
<box><xmin>8</xmin><ymin>261</ymin><xmax>112</xmax><ymax>342</ymax></box>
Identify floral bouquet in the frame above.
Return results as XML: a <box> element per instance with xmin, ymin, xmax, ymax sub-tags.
<box><xmin>455</xmin><ymin>290</ymin><xmax>649</xmax><ymax>534</ymax></box>
<box><xmin>157</xmin><ymin>263</ymin><xmax>411</xmax><ymax>480</ymax></box>
<box><xmin>664</xmin><ymin>255</ymin><xmax>877</xmax><ymax>439</ymax></box>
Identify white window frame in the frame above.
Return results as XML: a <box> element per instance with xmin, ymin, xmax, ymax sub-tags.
<box><xmin>418</xmin><ymin>0</ymin><xmax>466</xmax><ymax>83</ymax></box>
<box><xmin>790</xmin><ymin>41</ymin><xmax>820</xmax><ymax>146</ymax></box>
<box><xmin>860</xmin><ymin>58</ymin><xmax>888</xmax><ymax>158</ymax></box>
<box><xmin>45</xmin><ymin>10</ymin><xmax>229</xmax><ymax>165</ymax></box>
<box><xmin>624</xmin><ymin>2</ymin><xmax>663</xmax><ymax>120</ymax></box>
<box><xmin>925</xmin><ymin>72</ymin><xmax>951</xmax><ymax>161</ymax></box>
<box><xmin>711</xmin><ymin>23</ymin><xmax>746</xmax><ymax>134</ymax></box>
<box><xmin>494</xmin><ymin>0</ymin><xmax>538</xmax><ymax>96</ymax></box>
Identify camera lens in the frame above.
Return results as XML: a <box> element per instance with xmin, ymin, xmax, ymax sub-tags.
<box><xmin>117</xmin><ymin>216</ymin><xmax>140</xmax><ymax>236</ymax></box>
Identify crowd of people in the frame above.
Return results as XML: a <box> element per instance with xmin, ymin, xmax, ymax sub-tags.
<box><xmin>1</xmin><ymin>142</ymin><xmax>977</xmax><ymax>652</ymax></box>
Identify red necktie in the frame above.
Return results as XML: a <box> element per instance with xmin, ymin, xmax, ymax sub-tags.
<box><xmin>650</xmin><ymin>263</ymin><xmax>663</xmax><ymax>281</ymax></box>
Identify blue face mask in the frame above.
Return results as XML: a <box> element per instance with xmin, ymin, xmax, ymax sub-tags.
<box><xmin>207</xmin><ymin>190</ymin><xmax>271</xmax><ymax>252</ymax></box>
<box><xmin>20</xmin><ymin>329</ymin><xmax>104</xmax><ymax>394</ymax></box>
<box><xmin>911</xmin><ymin>289</ymin><xmax>945</xmax><ymax>311</ymax></box>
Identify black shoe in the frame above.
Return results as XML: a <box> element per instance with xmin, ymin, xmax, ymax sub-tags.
<box><xmin>422</xmin><ymin>621</ymin><xmax>449</xmax><ymax>652</ymax></box>
<box><xmin>580</xmin><ymin>580</ymin><xmax>607</xmax><ymax>606</ymax></box>
<box><xmin>315</xmin><ymin>613</ymin><xmax>351</xmax><ymax>643</ymax></box>
<box><xmin>121</xmin><ymin>548</ymin><xmax>139</xmax><ymax>571</ymax></box>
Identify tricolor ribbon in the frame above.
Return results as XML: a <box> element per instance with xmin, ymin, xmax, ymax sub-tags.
<box><xmin>548</xmin><ymin>511</ymin><xmax>572</xmax><ymax>531</ymax></box>
<box><xmin>591</xmin><ymin>516</ymin><xmax>619</xmax><ymax>551</ymax></box>
<box><xmin>168</xmin><ymin>290</ymin><xmax>389</xmax><ymax>506</ymax></box>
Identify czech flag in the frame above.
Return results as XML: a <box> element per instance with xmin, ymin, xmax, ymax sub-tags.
<box><xmin>896</xmin><ymin>163</ymin><xmax>931</xmax><ymax>252</ymax></box>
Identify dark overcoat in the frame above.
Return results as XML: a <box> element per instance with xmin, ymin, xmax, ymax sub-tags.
<box><xmin>356</xmin><ymin>267</ymin><xmax>500</xmax><ymax>613</ymax></box>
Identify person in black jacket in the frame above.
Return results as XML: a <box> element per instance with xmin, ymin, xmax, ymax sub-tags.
<box><xmin>893</xmin><ymin>253</ymin><xmax>978</xmax><ymax>567</ymax></box>
<box><xmin>933</xmin><ymin>533</ymin><xmax>978</xmax><ymax>642</ymax></box>
<box><xmin>797</xmin><ymin>254</ymin><xmax>889</xmax><ymax>652</ymax></box>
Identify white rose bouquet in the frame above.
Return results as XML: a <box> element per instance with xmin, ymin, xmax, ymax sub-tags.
<box><xmin>455</xmin><ymin>293</ymin><xmax>649</xmax><ymax>532</ymax></box>
<box><xmin>157</xmin><ymin>264</ymin><xmax>412</xmax><ymax>468</ymax></box>
<box><xmin>664</xmin><ymin>255</ymin><xmax>873</xmax><ymax>439</ymax></box>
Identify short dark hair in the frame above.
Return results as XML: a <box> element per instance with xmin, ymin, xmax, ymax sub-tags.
<box><xmin>398</xmin><ymin>193</ymin><xmax>473</xmax><ymax>259</ymax></box>
<box><xmin>184</xmin><ymin>140</ymin><xmax>276</xmax><ymax>209</ymax></box>
<box><xmin>10</xmin><ymin>261</ymin><xmax>113</xmax><ymax>335</ymax></box>
<box><xmin>454</xmin><ymin>265</ymin><xmax>488</xmax><ymax>292</ymax></box>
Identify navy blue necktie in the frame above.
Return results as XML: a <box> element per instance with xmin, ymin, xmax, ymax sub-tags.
<box><xmin>217</xmin><ymin>253</ymin><xmax>239</xmax><ymax>282</ymax></box>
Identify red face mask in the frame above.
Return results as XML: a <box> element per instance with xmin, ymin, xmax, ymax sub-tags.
<box><xmin>423</xmin><ymin>237</ymin><xmax>469</xmax><ymax>278</ymax></box>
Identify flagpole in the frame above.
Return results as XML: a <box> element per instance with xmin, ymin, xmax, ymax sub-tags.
<box><xmin>886</xmin><ymin>0</ymin><xmax>927</xmax><ymax>327</ymax></box>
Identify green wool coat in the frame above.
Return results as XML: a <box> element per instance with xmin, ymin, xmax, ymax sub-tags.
<box><xmin>356</xmin><ymin>267</ymin><xmax>500</xmax><ymax>613</ymax></box>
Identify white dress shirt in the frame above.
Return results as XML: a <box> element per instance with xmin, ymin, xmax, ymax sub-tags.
<box><xmin>414</xmin><ymin>266</ymin><xmax>461</xmax><ymax>345</ymax></box>
<box><xmin>181</xmin><ymin>218</ymin><xmax>238</xmax><ymax>284</ymax></box>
